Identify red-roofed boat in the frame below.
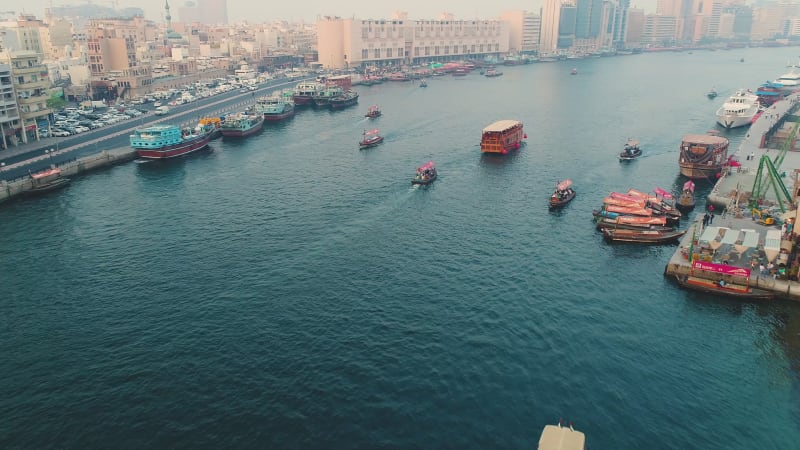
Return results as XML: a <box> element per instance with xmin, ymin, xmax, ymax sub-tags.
<box><xmin>412</xmin><ymin>161</ymin><xmax>437</xmax><ymax>185</ymax></box>
<box><xmin>549</xmin><ymin>179</ymin><xmax>576</xmax><ymax>208</ymax></box>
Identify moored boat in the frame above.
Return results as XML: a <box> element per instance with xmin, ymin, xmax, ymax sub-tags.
<box><xmin>313</xmin><ymin>85</ymin><xmax>344</xmax><ymax>107</ymax></box>
<box><xmin>26</xmin><ymin>168</ymin><xmax>70</xmax><ymax>197</ymax></box>
<box><xmin>220</xmin><ymin>113</ymin><xmax>265</xmax><ymax>138</ymax></box>
<box><xmin>130</xmin><ymin>124</ymin><xmax>211</xmax><ymax>159</ymax></box>
<box><xmin>619</xmin><ymin>138</ymin><xmax>642</xmax><ymax>160</ymax></box>
<box><xmin>196</xmin><ymin>117</ymin><xmax>222</xmax><ymax>139</ymax></box>
<box><xmin>292</xmin><ymin>81</ymin><xmax>324</xmax><ymax>106</ymax></box>
<box><xmin>365</xmin><ymin>105</ymin><xmax>382</xmax><ymax>118</ymax></box>
<box><xmin>359</xmin><ymin>129</ymin><xmax>384</xmax><ymax>149</ymax></box>
<box><xmin>412</xmin><ymin>161</ymin><xmax>437</xmax><ymax>185</ymax></box>
<box><xmin>549</xmin><ymin>179</ymin><xmax>576</xmax><ymax>208</ymax></box>
<box><xmin>678</xmin><ymin>133</ymin><xmax>729</xmax><ymax>180</ymax></box>
<box><xmin>673</xmin><ymin>275</ymin><xmax>775</xmax><ymax>301</ymax></box>
<box><xmin>595</xmin><ymin>217</ymin><xmax>674</xmax><ymax>232</ymax></box>
<box><xmin>715</xmin><ymin>89</ymin><xmax>761</xmax><ymax>128</ymax></box>
<box><xmin>480</xmin><ymin>120</ymin><xmax>526</xmax><ymax>154</ymax></box>
<box><xmin>256</xmin><ymin>93</ymin><xmax>296</xmax><ymax>121</ymax></box>
<box><xmin>676</xmin><ymin>180</ymin><xmax>696</xmax><ymax>212</ymax></box>
<box><xmin>602</xmin><ymin>228</ymin><xmax>687</xmax><ymax>244</ymax></box>
<box><xmin>329</xmin><ymin>90</ymin><xmax>359</xmax><ymax>109</ymax></box>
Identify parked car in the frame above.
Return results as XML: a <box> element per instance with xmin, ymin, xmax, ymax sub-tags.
<box><xmin>51</xmin><ymin>129</ymin><xmax>71</xmax><ymax>137</ymax></box>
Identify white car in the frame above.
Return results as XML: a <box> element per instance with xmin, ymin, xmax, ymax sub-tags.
<box><xmin>51</xmin><ymin>129</ymin><xmax>71</xmax><ymax>137</ymax></box>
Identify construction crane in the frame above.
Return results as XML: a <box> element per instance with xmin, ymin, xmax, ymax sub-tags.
<box><xmin>749</xmin><ymin>121</ymin><xmax>799</xmax><ymax>212</ymax></box>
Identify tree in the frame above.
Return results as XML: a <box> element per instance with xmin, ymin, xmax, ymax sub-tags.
<box><xmin>46</xmin><ymin>94</ymin><xmax>66</xmax><ymax>110</ymax></box>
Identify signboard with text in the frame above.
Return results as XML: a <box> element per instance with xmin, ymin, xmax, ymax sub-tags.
<box><xmin>692</xmin><ymin>260</ymin><xmax>750</xmax><ymax>277</ymax></box>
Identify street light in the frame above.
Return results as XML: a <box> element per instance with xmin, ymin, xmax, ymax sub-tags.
<box><xmin>0</xmin><ymin>162</ymin><xmax>5</xmax><ymax>180</ymax></box>
<box><xmin>45</xmin><ymin>148</ymin><xmax>54</xmax><ymax>162</ymax></box>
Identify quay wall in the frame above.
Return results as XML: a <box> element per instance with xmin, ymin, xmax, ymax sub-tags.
<box><xmin>0</xmin><ymin>148</ymin><xmax>136</xmax><ymax>204</ymax></box>
<box><xmin>664</xmin><ymin>220</ymin><xmax>800</xmax><ymax>302</ymax></box>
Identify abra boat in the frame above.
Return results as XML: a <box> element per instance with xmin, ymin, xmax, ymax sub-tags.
<box><xmin>619</xmin><ymin>138</ymin><xmax>642</xmax><ymax>160</ymax></box>
<box><xmin>26</xmin><ymin>168</ymin><xmax>70</xmax><ymax>197</ymax></box>
<box><xmin>412</xmin><ymin>161</ymin><xmax>437</xmax><ymax>185</ymax></box>
<box><xmin>329</xmin><ymin>90</ymin><xmax>359</xmax><ymax>109</ymax></box>
<box><xmin>715</xmin><ymin>89</ymin><xmax>761</xmax><ymax>128</ymax></box>
<box><xmin>359</xmin><ymin>129</ymin><xmax>384</xmax><ymax>149</ymax></box>
<box><xmin>256</xmin><ymin>93</ymin><xmax>296</xmax><ymax>121</ymax></box>
<box><xmin>485</xmin><ymin>68</ymin><xmax>503</xmax><ymax>77</ymax></box>
<box><xmin>673</xmin><ymin>275</ymin><xmax>775</xmax><ymax>301</ymax></box>
<box><xmin>676</xmin><ymin>180</ymin><xmax>696</xmax><ymax>212</ymax></box>
<box><xmin>480</xmin><ymin>120</ymin><xmax>526</xmax><ymax>154</ymax></box>
<box><xmin>419</xmin><ymin>79</ymin><xmax>428</xmax><ymax>87</ymax></box>
<box><xmin>678</xmin><ymin>133</ymin><xmax>729</xmax><ymax>180</ymax></box>
<box><xmin>601</xmin><ymin>228</ymin><xmax>686</xmax><ymax>244</ymax></box>
<box><xmin>707</xmin><ymin>88</ymin><xmax>718</xmax><ymax>99</ymax></box>
<box><xmin>130</xmin><ymin>124</ymin><xmax>211</xmax><ymax>159</ymax></box>
<box><xmin>220</xmin><ymin>113</ymin><xmax>265</xmax><ymax>138</ymax></box>
<box><xmin>365</xmin><ymin>105</ymin><xmax>382</xmax><ymax>118</ymax></box>
<box><xmin>549</xmin><ymin>179</ymin><xmax>576</xmax><ymax>208</ymax></box>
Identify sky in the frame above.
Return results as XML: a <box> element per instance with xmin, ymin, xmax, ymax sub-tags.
<box><xmin>16</xmin><ymin>0</ymin><xmax>657</xmax><ymax>23</ymax></box>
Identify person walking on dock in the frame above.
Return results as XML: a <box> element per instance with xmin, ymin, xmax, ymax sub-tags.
<box><xmin>709</xmin><ymin>213</ymin><xmax>714</xmax><ymax>224</ymax></box>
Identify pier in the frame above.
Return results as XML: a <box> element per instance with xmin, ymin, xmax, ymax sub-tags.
<box><xmin>664</xmin><ymin>91</ymin><xmax>800</xmax><ymax>301</ymax></box>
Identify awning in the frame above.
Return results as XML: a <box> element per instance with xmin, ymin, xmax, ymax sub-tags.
<box><xmin>699</xmin><ymin>226</ymin><xmax>721</xmax><ymax>244</ymax></box>
<box><xmin>721</xmin><ymin>228</ymin><xmax>741</xmax><ymax>245</ymax></box>
<box><xmin>765</xmin><ymin>229</ymin><xmax>782</xmax><ymax>262</ymax></box>
<box><xmin>736</xmin><ymin>229</ymin><xmax>759</xmax><ymax>254</ymax></box>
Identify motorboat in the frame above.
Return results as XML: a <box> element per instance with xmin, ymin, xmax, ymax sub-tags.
<box><xmin>365</xmin><ymin>105</ymin><xmax>382</xmax><ymax>118</ymax></box>
<box><xmin>549</xmin><ymin>179</ymin><xmax>576</xmax><ymax>208</ymax></box>
<box><xmin>619</xmin><ymin>138</ymin><xmax>642</xmax><ymax>160</ymax></box>
<box><xmin>412</xmin><ymin>161</ymin><xmax>437</xmax><ymax>185</ymax></box>
<box><xmin>774</xmin><ymin>70</ymin><xmax>800</xmax><ymax>89</ymax></box>
<box><xmin>538</xmin><ymin>421</ymin><xmax>585</xmax><ymax>450</ymax></box>
<box><xmin>715</xmin><ymin>89</ymin><xmax>761</xmax><ymax>129</ymax></box>
<box><xmin>359</xmin><ymin>129</ymin><xmax>384</xmax><ymax>149</ymax></box>
<box><xmin>676</xmin><ymin>180</ymin><xmax>696</xmax><ymax>212</ymax></box>
<box><xmin>707</xmin><ymin>88</ymin><xmax>718</xmax><ymax>99</ymax></box>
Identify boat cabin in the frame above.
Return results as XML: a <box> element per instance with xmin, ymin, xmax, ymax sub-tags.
<box><xmin>538</xmin><ymin>424</ymin><xmax>586</xmax><ymax>450</ymax></box>
<box><xmin>130</xmin><ymin>125</ymin><xmax>185</xmax><ymax>148</ymax></box>
<box><xmin>480</xmin><ymin>120</ymin><xmax>525</xmax><ymax>154</ymax></box>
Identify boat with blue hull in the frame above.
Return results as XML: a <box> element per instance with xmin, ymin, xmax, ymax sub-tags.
<box><xmin>220</xmin><ymin>113</ymin><xmax>265</xmax><ymax>138</ymax></box>
<box><xmin>130</xmin><ymin>124</ymin><xmax>211</xmax><ymax>159</ymax></box>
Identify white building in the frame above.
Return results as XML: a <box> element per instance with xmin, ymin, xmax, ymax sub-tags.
<box><xmin>316</xmin><ymin>16</ymin><xmax>509</xmax><ymax>69</ymax></box>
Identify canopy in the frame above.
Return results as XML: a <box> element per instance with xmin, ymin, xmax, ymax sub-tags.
<box><xmin>682</xmin><ymin>180</ymin><xmax>695</xmax><ymax>193</ymax></box>
<box><xmin>556</xmin><ymin>179</ymin><xmax>572</xmax><ymax>191</ymax></box>
<box><xmin>364</xmin><ymin>129</ymin><xmax>380</xmax><ymax>136</ymax></box>
<box><xmin>417</xmin><ymin>161</ymin><xmax>435</xmax><ymax>173</ymax></box>
<box><xmin>764</xmin><ymin>229</ymin><xmax>782</xmax><ymax>262</ymax></box>
<box><xmin>31</xmin><ymin>168</ymin><xmax>61</xmax><ymax>179</ymax></box>
<box><xmin>720</xmin><ymin>228</ymin><xmax>741</xmax><ymax>245</ymax></box>
<box><xmin>654</xmin><ymin>187</ymin><xmax>674</xmax><ymax>200</ymax></box>
<box><xmin>699</xmin><ymin>226</ymin><xmax>721</xmax><ymax>244</ymax></box>
<box><xmin>735</xmin><ymin>229</ymin><xmax>759</xmax><ymax>254</ymax></box>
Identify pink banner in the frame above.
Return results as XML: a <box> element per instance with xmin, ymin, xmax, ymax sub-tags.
<box><xmin>692</xmin><ymin>260</ymin><xmax>751</xmax><ymax>277</ymax></box>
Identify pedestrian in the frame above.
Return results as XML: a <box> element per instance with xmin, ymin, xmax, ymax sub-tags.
<box><xmin>709</xmin><ymin>213</ymin><xmax>714</xmax><ymax>224</ymax></box>
<box><xmin>703</xmin><ymin>213</ymin><xmax>709</xmax><ymax>226</ymax></box>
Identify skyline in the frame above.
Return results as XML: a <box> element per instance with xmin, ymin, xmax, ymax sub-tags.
<box><xmin>14</xmin><ymin>0</ymin><xmax>658</xmax><ymax>23</ymax></box>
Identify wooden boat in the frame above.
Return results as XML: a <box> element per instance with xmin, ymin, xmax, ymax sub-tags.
<box><xmin>412</xmin><ymin>161</ymin><xmax>437</xmax><ymax>185</ymax></box>
<box><xmin>604</xmin><ymin>204</ymin><xmax>653</xmax><ymax>216</ymax></box>
<box><xmin>592</xmin><ymin>213</ymin><xmax>667</xmax><ymax>226</ymax></box>
<box><xmin>602</xmin><ymin>228</ymin><xmax>686</xmax><ymax>244</ymax></box>
<box><xmin>673</xmin><ymin>275</ymin><xmax>775</xmax><ymax>301</ymax></box>
<box><xmin>676</xmin><ymin>180</ymin><xmax>696</xmax><ymax>212</ymax></box>
<box><xmin>25</xmin><ymin>174</ymin><xmax>71</xmax><ymax>197</ymax></box>
<box><xmin>619</xmin><ymin>138</ymin><xmax>642</xmax><ymax>160</ymax></box>
<box><xmin>595</xmin><ymin>218</ymin><xmax>674</xmax><ymax>232</ymax></box>
<box><xmin>679</xmin><ymin>134</ymin><xmax>729</xmax><ymax>180</ymax></box>
<box><xmin>538</xmin><ymin>421</ymin><xmax>585</xmax><ymax>450</ymax></box>
<box><xmin>359</xmin><ymin>129</ymin><xmax>384</xmax><ymax>149</ymax></box>
<box><xmin>480</xmin><ymin>120</ymin><xmax>526</xmax><ymax>154</ymax></box>
<box><xmin>365</xmin><ymin>105</ymin><xmax>382</xmax><ymax>118</ymax></box>
<box><xmin>602</xmin><ymin>197</ymin><xmax>644</xmax><ymax>208</ymax></box>
<box><xmin>549</xmin><ymin>179</ymin><xmax>576</xmax><ymax>208</ymax></box>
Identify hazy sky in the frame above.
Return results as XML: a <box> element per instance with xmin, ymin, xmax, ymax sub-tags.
<box><xmin>17</xmin><ymin>0</ymin><xmax>657</xmax><ymax>23</ymax></box>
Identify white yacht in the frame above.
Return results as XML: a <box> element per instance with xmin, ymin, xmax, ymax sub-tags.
<box><xmin>774</xmin><ymin>70</ymin><xmax>800</xmax><ymax>88</ymax></box>
<box><xmin>715</xmin><ymin>89</ymin><xmax>761</xmax><ymax>129</ymax></box>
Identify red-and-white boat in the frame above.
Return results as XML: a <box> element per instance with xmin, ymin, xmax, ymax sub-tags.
<box><xmin>412</xmin><ymin>161</ymin><xmax>438</xmax><ymax>185</ymax></box>
<box><xmin>130</xmin><ymin>124</ymin><xmax>211</xmax><ymax>159</ymax></box>
<box><xmin>359</xmin><ymin>129</ymin><xmax>384</xmax><ymax>149</ymax></box>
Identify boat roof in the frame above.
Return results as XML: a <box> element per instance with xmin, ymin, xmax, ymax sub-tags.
<box><xmin>31</xmin><ymin>168</ymin><xmax>61</xmax><ymax>179</ymax></box>
<box><xmin>538</xmin><ymin>425</ymin><xmax>585</xmax><ymax>450</ymax></box>
<box><xmin>482</xmin><ymin>120</ymin><xmax>522</xmax><ymax>133</ymax></box>
<box><xmin>364</xmin><ymin>129</ymin><xmax>380</xmax><ymax>135</ymax></box>
<box><xmin>557</xmin><ymin>179</ymin><xmax>572</xmax><ymax>190</ymax></box>
<box><xmin>682</xmin><ymin>180</ymin><xmax>695</xmax><ymax>192</ymax></box>
<box><xmin>682</xmin><ymin>134</ymin><xmax>728</xmax><ymax>145</ymax></box>
<box><xmin>417</xmin><ymin>161</ymin><xmax>435</xmax><ymax>171</ymax></box>
<box><xmin>654</xmin><ymin>187</ymin><xmax>674</xmax><ymax>199</ymax></box>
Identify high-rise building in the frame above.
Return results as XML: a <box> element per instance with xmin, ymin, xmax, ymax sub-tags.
<box><xmin>2</xmin><ymin>51</ymin><xmax>50</xmax><ymax>144</ymax></box>
<box><xmin>540</xmin><ymin>0</ymin><xmax>563</xmax><ymax>55</ymax></box>
<box><xmin>500</xmin><ymin>10</ymin><xmax>541</xmax><ymax>54</ymax></box>
<box><xmin>624</xmin><ymin>8</ymin><xmax>645</xmax><ymax>47</ymax></box>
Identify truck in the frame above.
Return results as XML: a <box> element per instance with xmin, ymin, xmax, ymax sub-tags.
<box><xmin>154</xmin><ymin>105</ymin><xmax>170</xmax><ymax>115</ymax></box>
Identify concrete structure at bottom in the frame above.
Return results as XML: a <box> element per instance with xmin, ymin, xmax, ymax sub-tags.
<box><xmin>0</xmin><ymin>147</ymin><xmax>136</xmax><ymax>204</ymax></box>
<box><xmin>664</xmin><ymin>216</ymin><xmax>800</xmax><ymax>302</ymax></box>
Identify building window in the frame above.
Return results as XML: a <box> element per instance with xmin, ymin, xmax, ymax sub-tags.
<box><xmin>362</xmin><ymin>49</ymin><xmax>369</xmax><ymax>59</ymax></box>
<box><xmin>374</xmin><ymin>48</ymin><xmax>381</xmax><ymax>58</ymax></box>
<box><xmin>398</xmin><ymin>48</ymin><xmax>403</xmax><ymax>57</ymax></box>
<box><xmin>386</xmin><ymin>48</ymin><xmax>393</xmax><ymax>58</ymax></box>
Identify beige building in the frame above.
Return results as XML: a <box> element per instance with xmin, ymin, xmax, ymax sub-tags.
<box><xmin>2</xmin><ymin>51</ymin><xmax>51</xmax><ymax>144</ymax></box>
<box><xmin>500</xmin><ymin>10</ymin><xmax>541</xmax><ymax>54</ymax></box>
<box><xmin>0</xmin><ymin>62</ymin><xmax>21</xmax><ymax>150</ymax></box>
<box><xmin>540</xmin><ymin>0</ymin><xmax>562</xmax><ymax>55</ymax></box>
<box><xmin>317</xmin><ymin>16</ymin><xmax>509</xmax><ymax>69</ymax></box>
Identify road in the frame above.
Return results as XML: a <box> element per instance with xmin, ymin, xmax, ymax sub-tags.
<box><xmin>0</xmin><ymin>77</ymin><xmax>305</xmax><ymax>181</ymax></box>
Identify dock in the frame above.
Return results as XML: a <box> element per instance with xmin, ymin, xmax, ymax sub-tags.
<box><xmin>665</xmin><ymin>92</ymin><xmax>800</xmax><ymax>301</ymax></box>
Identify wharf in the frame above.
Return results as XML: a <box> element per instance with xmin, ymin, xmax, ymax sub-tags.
<box><xmin>667</xmin><ymin>91</ymin><xmax>800</xmax><ymax>301</ymax></box>
<box><xmin>707</xmin><ymin>92</ymin><xmax>800</xmax><ymax>211</ymax></box>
